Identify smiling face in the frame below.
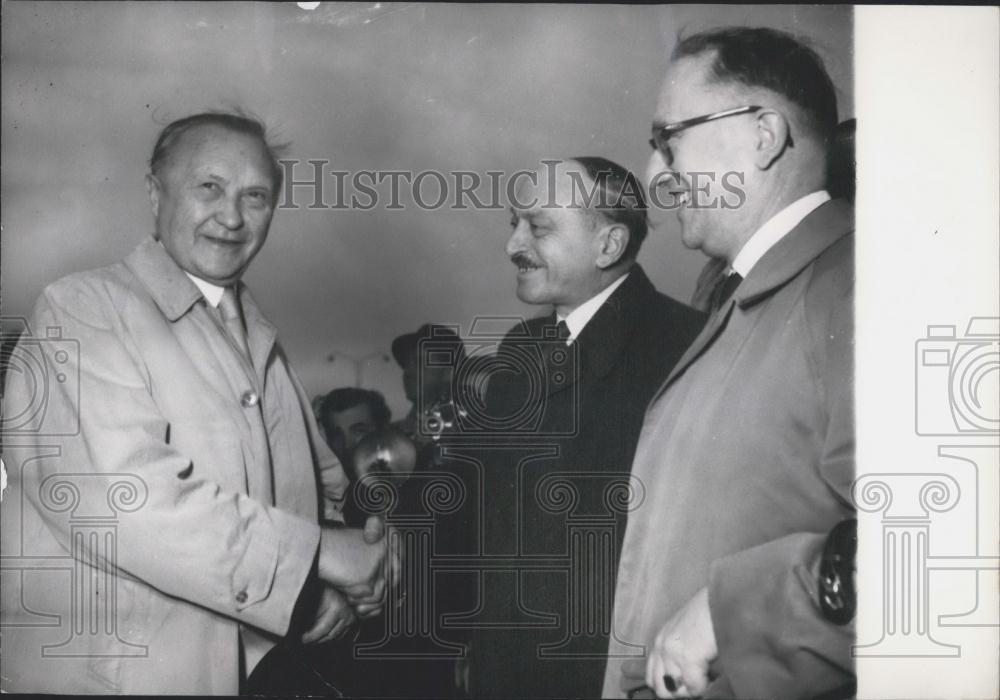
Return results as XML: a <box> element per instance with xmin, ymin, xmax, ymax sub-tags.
<box><xmin>147</xmin><ymin>125</ymin><xmax>276</xmax><ymax>286</ymax></box>
<box><xmin>647</xmin><ymin>53</ymin><xmax>758</xmax><ymax>260</ymax></box>
<box><xmin>505</xmin><ymin>162</ymin><xmax>612</xmax><ymax>317</ymax></box>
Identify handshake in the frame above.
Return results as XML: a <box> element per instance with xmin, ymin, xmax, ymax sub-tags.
<box><xmin>300</xmin><ymin>515</ymin><xmax>400</xmax><ymax>645</ymax></box>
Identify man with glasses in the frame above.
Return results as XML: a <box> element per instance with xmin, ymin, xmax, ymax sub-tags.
<box><xmin>604</xmin><ymin>28</ymin><xmax>855</xmax><ymax>698</ymax></box>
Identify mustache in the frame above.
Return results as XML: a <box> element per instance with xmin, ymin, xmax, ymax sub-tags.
<box><xmin>510</xmin><ymin>252</ymin><xmax>541</xmax><ymax>268</ymax></box>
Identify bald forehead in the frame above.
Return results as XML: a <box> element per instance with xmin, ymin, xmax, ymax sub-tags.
<box><xmin>655</xmin><ymin>53</ymin><xmax>748</xmax><ymax>123</ymax></box>
<box><xmin>156</xmin><ymin>124</ymin><xmax>271</xmax><ymax>180</ymax></box>
<box><xmin>172</xmin><ymin>124</ymin><xmax>266</xmax><ymax>160</ymax></box>
<box><xmin>512</xmin><ymin>160</ymin><xmax>598</xmax><ymax>213</ymax></box>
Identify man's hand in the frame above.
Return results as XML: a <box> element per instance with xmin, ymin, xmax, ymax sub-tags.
<box><xmin>376</xmin><ymin>516</ymin><xmax>404</xmax><ymax>595</ymax></box>
<box><xmin>363</xmin><ymin>514</ymin><xmax>404</xmax><ymax>594</ymax></box>
<box><xmin>353</xmin><ymin>518</ymin><xmax>390</xmax><ymax>617</ymax></box>
<box><xmin>646</xmin><ymin>587</ymin><xmax>718</xmax><ymax>698</ymax></box>
<box><xmin>317</xmin><ymin>517</ymin><xmax>387</xmax><ymax>603</ymax></box>
<box><xmin>301</xmin><ymin>586</ymin><xmax>356</xmax><ymax>644</ymax></box>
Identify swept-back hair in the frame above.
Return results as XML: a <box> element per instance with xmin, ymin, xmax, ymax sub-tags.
<box><xmin>673</xmin><ymin>27</ymin><xmax>838</xmax><ymax>143</ymax></box>
<box><xmin>571</xmin><ymin>156</ymin><xmax>648</xmax><ymax>264</ymax></box>
<box><xmin>149</xmin><ymin>109</ymin><xmax>287</xmax><ymax>195</ymax></box>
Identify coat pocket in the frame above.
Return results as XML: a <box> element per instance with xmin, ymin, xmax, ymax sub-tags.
<box><xmin>167</xmin><ymin>419</ymin><xmax>247</xmax><ymax>493</ymax></box>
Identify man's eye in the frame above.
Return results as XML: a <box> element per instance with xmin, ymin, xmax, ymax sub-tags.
<box><xmin>200</xmin><ymin>182</ymin><xmax>221</xmax><ymax>193</ymax></box>
<box><xmin>245</xmin><ymin>191</ymin><xmax>269</xmax><ymax>203</ymax></box>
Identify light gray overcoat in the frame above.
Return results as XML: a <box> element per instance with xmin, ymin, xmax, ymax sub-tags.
<box><xmin>1</xmin><ymin>238</ymin><xmax>347</xmax><ymax>693</ymax></box>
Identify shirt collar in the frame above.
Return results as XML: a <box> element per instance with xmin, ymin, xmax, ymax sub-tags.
<box><xmin>183</xmin><ymin>271</ymin><xmax>226</xmax><ymax>308</ymax></box>
<box><xmin>557</xmin><ymin>272</ymin><xmax>629</xmax><ymax>345</ymax></box>
<box><xmin>731</xmin><ymin>190</ymin><xmax>831</xmax><ymax>277</ymax></box>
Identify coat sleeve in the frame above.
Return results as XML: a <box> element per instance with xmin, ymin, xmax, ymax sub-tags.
<box><xmin>705</xmin><ymin>245</ymin><xmax>856</xmax><ymax>699</ymax></box>
<box><xmin>10</xmin><ymin>282</ymin><xmax>320</xmax><ymax>638</ymax></box>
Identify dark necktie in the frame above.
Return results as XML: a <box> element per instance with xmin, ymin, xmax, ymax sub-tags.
<box><xmin>542</xmin><ymin>320</ymin><xmax>572</xmax><ymax>384</ymax></box>
<box><xmin>218</xmin><ymin>287</ymin><xmax>252</xmax><ymax>362</ymax></box>
<box><xmin>711</xmin><ymin>272</ymin><xmax>743</xmax><ymax>312</ymax></box>
<box><xmin>556</xmin><ymin>320</ymin><xmax>571</xmax><ymax>344</ymax></box>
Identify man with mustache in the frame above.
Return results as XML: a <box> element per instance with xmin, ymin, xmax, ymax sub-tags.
<box><xmin>603</xmin><ymin>27</ymin><xmax>856</xmax><ymax>698</ymax></box>
<box><xmin>0</xmin><ymin>111</ymin><xmax>392</xmax><ymax>694</ymax></box>
<box><xmin>466</xmin><ymin>157</ymin><xmax>704</xmax><ymax>698</ymax></box>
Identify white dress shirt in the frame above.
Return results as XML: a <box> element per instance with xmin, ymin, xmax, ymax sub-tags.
<box><xmin>556</xmin><ymin>272</ymin><xmax>629</xmax><ymax>345</ymax></box>
<box><xmin>730</xmin><ymin>190</ymin><xmax>831</xmax><ymax>277</ymax></box>
<box><xmin>184</xmin><ymin>271</ymin><xmax>225</xmax><ymax>307</ymax></box>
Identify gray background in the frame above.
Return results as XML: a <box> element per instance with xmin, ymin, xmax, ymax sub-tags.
<box><xmin>1</xmin><ymin>2</ymin><xmax>853</xmax><ymax>417</ymax></box>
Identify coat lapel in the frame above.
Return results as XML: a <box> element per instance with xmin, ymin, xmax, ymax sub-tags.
<box><xmin>125</xmin><ymin>238</ymin><xmax>277</xmax><ymax>385</ymax></box>
<box><xmin>124</xmin><ymin>236</ymin><xmax>202</xmax><ymax>321</ymax></box>
<box><xmin>124</xmin><ymin>236</ymin><xmax>276</xmax><ymax>433</ymax></box>
<box><xmin>237</xmin><ymin>284</ymin><xmax>277</xmax><ymax>387</ymax></box>
<box><xmin>531</xmin><ymin>266</ymin><xmax>654</xmax><ymax>401</ymax></box>
<box><xmin>574</xmin><ymin>266</ymin><xmax>655</xmax><ymax>381</ymax></box>
<box><xmin>657</xmin><ymin>299</ymin><xmax>734</xmax><ymax>396</ymax></box>
<box><xmin>736</xmin><ymin>199</ymin><xmax>854</xmax><ymax>308</ymax></box>
<box><xmin>654</xmin><ymin>199</ymin><xmax>854</xmax><ymax>399</ymax></box>
<box><xmin>125</xmin><ymin>238</ymin><xmax>238</xmax><ymax>405</ymax></box>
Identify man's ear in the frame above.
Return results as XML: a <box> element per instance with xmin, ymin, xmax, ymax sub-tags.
<box><xmin>595</xmin><ymin>223</ymin><xmax>630</xmax><ymax>269</ymax></box>
<box><xmin>753</xmin><ymin>109</ymin><xmax>791</xmax><ymax>170</ymax></box>
<box><xmin>145</xmin><ymin>173</ymin><xmax>162</xmax><ymax>220</ymax></box>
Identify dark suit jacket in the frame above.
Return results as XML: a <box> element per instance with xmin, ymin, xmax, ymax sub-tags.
<box><xmin>468</xmin><ymin>265</ymin><xmax>705</xmax><ymax>698</ymax></box>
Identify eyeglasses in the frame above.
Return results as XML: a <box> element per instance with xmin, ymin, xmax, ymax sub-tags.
<box><xmin>649</xmin><ymin>105</ymin><xmax>762</xmax><ymax>158</ymax></box>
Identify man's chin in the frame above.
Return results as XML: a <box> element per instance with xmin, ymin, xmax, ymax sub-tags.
<box><xmin>191</xmin><ymin>243</ymin><xmax>257</xmax><ymax>284</ymax></box>
<box><xmin>678</xmin><ymin>217</ymin><xmax>715</xmax><ymax>253</ymax></box>
<box><xmin>514</xmin><ymin>284</ymin><xmax>545</xmax><ymax>307</ymax></box>
<box><xmin>678</xmin><ymin>227</ymin><xmax>703</xmax><ymax>252</ymax></box>
<box><xmin>193</xmin><ymin>262</ymin><xmax>247</xmax><ymax>287</ymax></box>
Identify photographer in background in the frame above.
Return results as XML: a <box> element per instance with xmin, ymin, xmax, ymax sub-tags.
<box><xmin>318</xmin><ymin>387</ymin><xmax>392</xmax><ymax>480</ymax></box>
<box><xmin>390</xmin><ymin>323</ymin><xmax>467</xmax><ymax>444</ymax></box>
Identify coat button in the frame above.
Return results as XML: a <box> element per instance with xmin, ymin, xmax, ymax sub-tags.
<box><xmin>236</xmin><ymin>590</ymin><xmax>248</xmax><ymax>604</ymax></box>
<box><xmin>240</xmin><ymin>390</ymin><xmax>260</xmax><ymax>408</ymax></box>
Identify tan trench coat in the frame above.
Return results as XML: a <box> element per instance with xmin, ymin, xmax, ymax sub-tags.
<box><xmin>603</xmin><ymin>200</ymin><xmax>856</xmax><ymax>698</ymax></box>
<box><xmin>1</xmin><ymin>237</ymin><xmax>348</xmax><ymax>693</ymax></box>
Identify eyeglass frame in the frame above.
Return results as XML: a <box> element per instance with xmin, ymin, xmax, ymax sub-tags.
<box><xmin>648</xmin><ymin>105</ymin><xmax>763</xmax><ymax>157</ymax></box>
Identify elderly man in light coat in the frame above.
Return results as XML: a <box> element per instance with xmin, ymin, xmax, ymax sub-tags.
<box><xmin>1</xmin><ymin>112</ymin><xmax>390</xmax><ymax>694</ymax></box>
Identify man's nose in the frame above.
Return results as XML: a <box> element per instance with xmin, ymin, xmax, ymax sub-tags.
<box><xmin>505</xmin><ymin>220</ymin><xmax>528</xmax><ymax>258</ymax></box>
<box><xmin>215</xmin><ymin>195</ymin><xmax>245</xmax><ymax>230</ymax></box>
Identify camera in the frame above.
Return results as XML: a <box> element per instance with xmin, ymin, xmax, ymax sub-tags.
<box><xmin>1</xmin><ymin>318</ymin><xmax>81</xmax><ymax>436</ymax></box>
<box><xmin>915</xmin><ymin>317</ymin><xmax>999</xmax><ymax>436</ymax></box>
<box><xmin>416</xmin><ymin>318</ymin><xmax>579</xmax><ymax>439</ymax></box>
